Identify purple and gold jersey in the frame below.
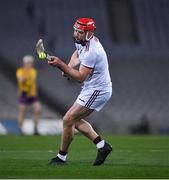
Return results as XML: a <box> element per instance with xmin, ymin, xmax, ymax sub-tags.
<box><xmin>16</xmin><ymin>67</ymin><xmax>37</xmax><ymax>97</ymax></box>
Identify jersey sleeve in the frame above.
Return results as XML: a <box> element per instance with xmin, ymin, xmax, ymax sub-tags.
<box><xmin>16</xmin><ymin>68</ymin><xmax>22</xmax><ymax>79</ymax></box>
<box><xmin>80</xmin><ymin>51</ymin><xmax>96</xmax><ymax>68</ymax></box>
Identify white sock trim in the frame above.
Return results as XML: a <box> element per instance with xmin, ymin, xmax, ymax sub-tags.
<box><xmin>96</xmin><ymin>140</ymin><xmax>105</xmax><ymax>149</ymax></box>
<box><xmin>57</xmin><ymin>153</ymin><xmax>67</xmax><ymax>161</ymax></box>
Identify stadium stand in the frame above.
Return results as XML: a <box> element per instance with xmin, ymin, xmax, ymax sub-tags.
<box><xmin>0</xmin><ymin>0</ymin><xmax>169</xmax><ymax>134</ymax></box>
<box><xmin>132</xmin><ymin>0</ymin><xmax>169</xmax><ymax>48</ymax></box>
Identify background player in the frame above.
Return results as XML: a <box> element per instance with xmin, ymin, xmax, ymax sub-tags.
<box><xmin>48</xmin><ymin>18</ymin><xmax>112</xmax><ymax>166</ymax></box>
<box><xmin>16</xmin><ymin>55</ymin><xmax>41</xmax><ymax>135</ymax></box>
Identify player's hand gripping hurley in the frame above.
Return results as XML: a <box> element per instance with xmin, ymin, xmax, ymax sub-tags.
<box><xmin>36</xmin><ymin>39</ymin><xmax>51</xmax><ymax>61</ymax></box>
<box><xmin>36</xmin><ymin>39</ymin><xmax>66</xmax><ymax>71</ymax></box>
<box><xmin>36</xmin><ymin>38</ymin><xmax>64</xmax><ymax>69</ymax></box>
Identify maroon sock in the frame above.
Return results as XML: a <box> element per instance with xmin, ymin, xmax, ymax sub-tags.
<box><xmin>59</xmin><ymin>150</ymin><xmax>67</xmax><ymax>155</ymax></box>
<box><xmin>93</xmin><ymin>136</ymin><xmax>102</xmax><ymax>144</ymax></box>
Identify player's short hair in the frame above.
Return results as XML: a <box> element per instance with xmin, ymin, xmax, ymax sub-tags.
<box><xmin>23</xmin><ymin>55</ymin><xmax>34</xmax><ymax>64</ymax></box>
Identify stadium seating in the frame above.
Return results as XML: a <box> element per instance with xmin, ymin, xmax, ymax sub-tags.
<box><xmin>133</xmin><ymin>0</ymin><xmax>169</xmax><ymax>48</ymax></box>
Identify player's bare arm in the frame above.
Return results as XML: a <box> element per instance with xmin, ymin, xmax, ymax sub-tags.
<box><xmin>17</xmin><ymin>76</ymin><xmax>26</xmax><ymax>83</ymax></box>
<box><xmin>62</xmin><ymin>50</ymin><xmax>79</xmax><ymax>78</ymax></box>
<box><xmin>68</xmin><ymin>50</ymin><xmax>79</xmax><ymax>68</ymax></box>
<box><xmin>17</xmin><ymin>72</ymin><xmax>28</xmax><ymax>83</ymax></box>
<box><xmin>48</xmin><ymin>56</ymin><xmax>92</xmax><ymax>82</ymax></box>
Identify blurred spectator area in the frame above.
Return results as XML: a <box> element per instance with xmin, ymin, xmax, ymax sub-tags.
<box><xmin>0</xmin><ymin>0</ymin><xmax>169</xmax><ymax>133</ymax></box>
<box><xmin>0</xmin><ymin>0</ymin><xmax>168</xmax><ymax>60</ymax></box>
<box><xmin>0</xmin><ymin>57</ymin><xmax>57</xmax><ymax>120</ymax></box>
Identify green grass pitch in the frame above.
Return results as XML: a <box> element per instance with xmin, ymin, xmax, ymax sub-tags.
<box><xmin>0</xmin><ymin>135</ymin><xmax>168</xmax><ymax>179</ymax></box>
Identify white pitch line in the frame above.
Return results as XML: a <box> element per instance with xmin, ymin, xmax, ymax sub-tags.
<box><xmin>115</xmin><ymin>150</ymin><xmax>168</xmax><ymax>153</ymax></box>
<box><xmin>0</xmin><ymin>149</ymin><xmax>167</xmax><ymax>153</ymax></box>
<box><xmin>0</xmin><ymin>150</ymin><xmax>54</xmax><ymax>153</ymax></box>
<box><xmin>150</xmin><ymin>149</ymin><xmax>168</xmax><ymax>152</ymax></box>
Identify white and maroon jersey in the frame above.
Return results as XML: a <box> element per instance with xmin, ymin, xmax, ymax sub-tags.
<box><xmin>75</xmin><ymin>36</ymin><xmax>112</xmax><ymax>90</ymax></box>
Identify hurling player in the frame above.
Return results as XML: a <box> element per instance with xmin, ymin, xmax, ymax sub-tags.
<box><xmin>48</xmin><ymin>18</ymin><xmax>112</xmax><ymax>165</ymax></box>
<box><xmin>16</xmin><ymin>55</ymin><xmax>41</xmax><ymax>135</ymax></box>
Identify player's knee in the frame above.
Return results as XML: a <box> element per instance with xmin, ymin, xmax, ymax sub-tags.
<box><xmin>63</xmin><ymin>113</ymin><xmax>75</xmax><ymax>127</ymax></box>
<box><xmin>35</xmin><ymin>106</ymin><xmax>41</xmax><ymax>114</ymax></box>
<box><xmin>34</xmin><ymin>104</ymin><xmax>41</xmax><ymax>114</ymax></box>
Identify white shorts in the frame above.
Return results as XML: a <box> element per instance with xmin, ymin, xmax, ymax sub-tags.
<box><xmin>76</xmin><ymin>87</ymin><xmax>112</xmax><ymax>111</ymax></box>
